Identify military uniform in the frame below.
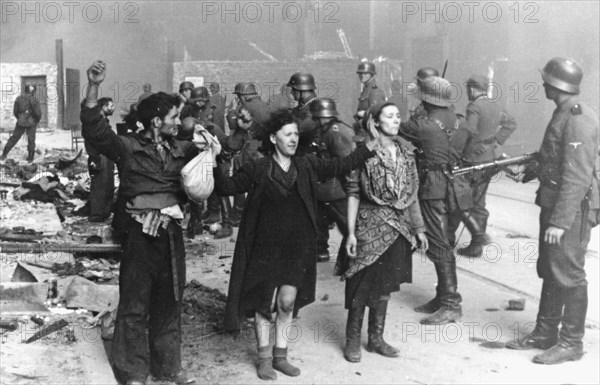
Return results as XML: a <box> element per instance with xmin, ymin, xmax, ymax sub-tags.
<box><xmin>536</xmin><ymin>98</ymin><xmax>599</xmax><ymax>287</ymax></box>
<box><xmin>293</xmin><ymin>97</ymin><xmax>319</xmax><ymax>155</ymax></box>
<box><xmin>353</xmin><ymin>78</ymin><xmax>386</xmax><ymax>138</ymax></box>
<box><xmin>506</xmin><ymin>58</ymin><xmax>599</xmax><ymax>365</ymax></box>
<box><xmin>312</xmin><ymin>120</ymin><xmax>355</xmax><ymax>259</ymax></box>
<box><xmin>399</xmin><ymin>105</ymin><xmax>473</xmax><ymax>323</ymax></box>
<box><xmin>458</xmin><ymin>94</ymin><xmax>517</xmax><ymax>252</ymax></box>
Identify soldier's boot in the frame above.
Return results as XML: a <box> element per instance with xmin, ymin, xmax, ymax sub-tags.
<box><xmin>344</xmin><ymin>304</ymin><xmax>365</xmax><ymax>363</ymax></box>
<box><xmin>202</xmin><ymin>192</ymin><xmax>221</xmax><ymax>224</ymax></box>
<box><xmin>533</xmin><ymin>286</ymin><xmax>586</xmax><ymax>364</ymax></box>
<box><xmin>27</xmin><ymin>150</ymin><xmax>35</xmax><ymax>163</ymax></box>
<box><xmin>366</xmin><ymin>300</ymin><xmax>399</xmax><ymax>358</ymax></box>
<box><xmin>420</xmin><ymin>261</ymin><xmax>462</xmax><ymax>325</ymax></box>
<box><xmin>413</xmin><ymin>285</ymin><xmax>441</xmax><ymax>314</ymax></box>
<box><xmin>214</xmin><ymin>196</ymin><xmax>233</xmax><ymax>240</ymax></box>
<box><xmin>506</xmin><ymin>280</ymin><xmax>562</xmax><ymax>350</ymax></box>
<box><xmin>457</xmin><ymin>213</ymin><xmax>489</xmax><ymax>258</ymax></box>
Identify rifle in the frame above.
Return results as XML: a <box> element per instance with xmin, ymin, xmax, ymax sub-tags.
<box><xmin>450</xmin><ymin>152</ymin><xmax>539</xmax><ymax>181</ymax></box>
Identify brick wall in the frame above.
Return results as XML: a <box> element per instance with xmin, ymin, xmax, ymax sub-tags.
<box><xmin>173</xmin><ymin>60</ymin><xmax>365</xmax><ymax>125</ymax></box>
<box><xmin>0</xmin><ymin>62</ymin><xmax>59</xmax><ymax>130</ymax></box>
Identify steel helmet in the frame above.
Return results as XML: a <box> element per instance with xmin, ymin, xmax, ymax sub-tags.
<box><xmin>356</xmin><ymin>62</ymin><xmax>376</xmax><ymax>75</ymax></box>
<box><xmin>179</xmin><ymin>81</ymin><xmax>195</xmax><ymax>93</ymax></box>
<box><xmin>310</xmin><ymin>98</ymin><xmax>339</xmax><ymax>118</ymax></box>
<box><xmin>189</xmin><ymin>87</ymin><xmax>210</xmax><ymax>103</ymax></box>
<box><xmin>540</xmin><ymin>57</ymin><xmax>583</xmax><ymax>94</ymax></box>
<box><xmin>415</xmin><ymin>76</ymin><xmax>454</xmax><ymax>107</ymax></box>
<box><xmin>416</xmin><ymin>67</ymin><xmax>440</xmax><ymax>82</ymax></box>
<box><xmin>233</xmin><ymin>82</ymin><xmax>258</xmax><ymax>96</ymax></box>
<box><xmin>287</xmin><ymin>72</ymin><xmax>316</xmax><ymax>91</ymax></box>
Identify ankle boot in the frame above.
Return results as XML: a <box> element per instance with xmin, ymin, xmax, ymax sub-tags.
<box><xmin>202</xmin><ymin>192</ymin><xmax>221</xmax><ymax>224</ymax></box>
<box><xmin>414</xmin><ymin>286</ymin><xmax>441</xmax><ymax>314</ymax></box>
<box><xmin>256</xmin><ymin>345</ymin><xmax>277</xmax><ymax>380</ymax></box>
<box><xmin>533</xmin><ymin>285</ymin><xmax>587</xmax><ymax>364</ymax></box>
<box><xmin>272</xmin><ymin>347</ymin><xmax>300</xmax><ymax>377</ymax></box>
<box><xmin>366</xmin><ymin>301</ymin><xmax>399</xmax><ymax>357</ymax></box>
<box><xmin>214</xmin><ymin>196</ymin><xmax>233</xmax><ymax>239</ymax></box>
<box><xmin>420</xmin><ymin>261</ymin><xmax>462</xmax><ymax>325</ymax></box>
<box><xmin>344</xmin><ymin>305</ymin><xmax>365</xmax><ymax>362</ymax></box>
<box><xmin>27</xmin><ymin>151</ymin><xmax>35</xmax><ymax>162</ymax></box>
<box><xmin>506</xmin><ymin>280</ymin><xmax>563</xmax><ymax>350</ymax></box>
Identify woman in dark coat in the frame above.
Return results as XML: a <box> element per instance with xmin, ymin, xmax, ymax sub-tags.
<box><xmin>212</xmin><ymin>108</ymin><xmax>381</xmax><ymax>381</ymax></box>
<box><xmin>339</xmin><ymin>102</ymin><xmax>428</xmax><ymax>363</ymax></box>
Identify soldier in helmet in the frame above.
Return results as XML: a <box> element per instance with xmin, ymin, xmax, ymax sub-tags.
<box><xmin>1</xmin><ymin>84</ymin><xmax>42</xmax><ymax>162</ymax></box>
<box><xmin>230</xmin><ymin>82</ymin><xmax>271</xmax><ymax>129</ymax></box>
<box><xmin>178</xmin><ymin>81</ymin><xmax>195</xmax><ymax>103</ymax></box>
<box><xmin>506</xmin><ymin>58</ymin><xmax>599</xmax><ymax>365</ymax></box>
<box><xmin>398</xmin><ymin>76</ymin><xmax>473</xmax><ymax>325</ymax></box>
<box><xmin>455</xmin><ymin>75</ymin><xmax>517</xmax><ymax>258</ymax></box>
<box><xmin>287</xmin><ymin>72</ymin><xmax>319</xmax><ymax>154</ymax></box>
<box><xmin>307</xmin><ymin>98</ymin><xmax>356</xmax><ymax>263</ymax></box>
<box><xmin>354</xmin><ymin>62</ymin><xmax>386</xmax><ymax>139</ymax></box>
<box><xmin>208</xmin><ymin>82</ymin><xmax>226</xmax><ymax>132</ymax></box>
<box><xmin>408</xmin><ymin>67</ymin><xmax>440</xmax><ymax>118</ymax></box>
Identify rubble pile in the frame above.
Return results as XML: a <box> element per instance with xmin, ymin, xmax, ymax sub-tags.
<box><xmin>182</xmin><ymin>279</ymin><xmax>227</xmax><ymax>332</ymax></box>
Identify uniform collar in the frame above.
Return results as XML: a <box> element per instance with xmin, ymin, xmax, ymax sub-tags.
<box><xmin>556</xmin><ymin>95</ymin><xmax>579</xmax><ymax>112</ymax></box>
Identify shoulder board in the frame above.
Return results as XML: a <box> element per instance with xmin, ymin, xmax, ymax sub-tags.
<box><xmin>571</xmin><ymin>104</ymin><xmax>582</xmax><ymax>115</ymax></box>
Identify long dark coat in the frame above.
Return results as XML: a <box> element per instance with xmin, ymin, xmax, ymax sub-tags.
<box><xmin>214</xmin><ymin>145</ymin><xmax>374</xmax><ymax>332</ymax></box>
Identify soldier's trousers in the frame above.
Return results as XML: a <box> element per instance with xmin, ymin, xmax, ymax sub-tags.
<box><xmin>420</xmin><ymin>199</ymin><xmax>462</xmax><ymax>308</ymax></box>
<box><xmin>2</xmin><ymin>124</ymin><xmax>36</xmax><ymax>156</ymax></box>
<box><xmin>537</xmin><ymin>208</ymin><xmax>594</xmax><ymax>287</ymax></box>
<box><xmin>111</xmin><ymin>221</ymin><xmax>186</xmax><ymax>383</ymax></box>
<box><xmin>465</xmin><ymin>179</ymin><xmax>490</xmax><ymax>234</ymax></box>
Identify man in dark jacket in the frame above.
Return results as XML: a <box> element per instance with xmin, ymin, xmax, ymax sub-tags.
<box><xmin>456</xmin><ymin>75</ymin><xmax>517</xmax><ymax>258</ymax></box>
<box><xmin>399</xmin><ymin>76</ymin><xmax>473</xmax><ymax>325</ymax></box>
<box><xmin>288</xmin><ymin>72</ymin><xmax>319</xmax><ymax>155</ymax></box>
<box><xmin>2</xmin><ymin>85</ymin><xmax>42</xmax><ymax>162</ymax></box>
<box><xmin>506</xmin><ymin>57</ymin><xmax>599</xmax><ymax>365</ymax></box>
<box><xmin>85</xmin><ymin>97</ymin><xmax>116</xmax><ymax>222</ymax></box>
<box><xmin>82</xmin><ymin>61</ymin><xmax>197</xmax><ymax>385</ymax></box>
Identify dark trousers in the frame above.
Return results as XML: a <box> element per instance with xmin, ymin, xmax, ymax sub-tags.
<box><xmin>316</xmin><ymin>199</ymin><xmax>348</xmax><ymax>256</ymax></box>
<box><xmin>89</xmin><ymin>155</ymin><xmax>115</xmax><ymax>218</ymax></box>
<box><xmin>111</xmin><ymin>221</ymin><xmax>186</xmax><ymax>382</ymax></box>
<box><xmin>538</xmin><ymin>208</ymin><xmax>592</xmax><ymax>287</ymax></box>
<box><xmin>466</xmin><ymin>179</ymin><xmax>490</xmax><ymax>234</ymax></box>
<box><xmin>420</xmin><ymin>199</ymin><xmax>462</xmax><ymax>308</ymax></box>
<box><xmin>2</xmin><ymin>124</ymin><xmax>36</xmax><ymax>156</ymax></box>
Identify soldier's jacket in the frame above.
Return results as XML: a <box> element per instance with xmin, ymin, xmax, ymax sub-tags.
<box><xmin>181</xmin><ymin>104</ymin><xmax>227</xmax><ymax>145</ymax></box>
<box><xmin>536</xmin><ymin>97</ymin><xmax>600</xmax><ymax>229</ymax></box>
<box><xmin>312</xmin><ymin>120</ymin><xmax>356</xmax><ymax>201</ymax></box>
<box><xmin>210</xmin><ymin>92</ymin><xmax>226</xmax><ymax>132</ymax></box>
<box><xmin>292</xmin><ymin>97</ymin><xmax>319</xmax><ymax>155</ymax></box>
<box><xmin>465</xmin><ymin>95</ymin><xmax>517</xmax><ymax>162</ymax></box>
<box><xmin>241</xmin><ymin>96</ymin><xmax>272</xmax><ymax>126</ymax></box>
<box><xmin>14</xmin><ymin>94</ymin><xmax>42</xmax><ymax>127</ymax></box>
<box><xmin>399</xmin><ymin>108</ymin><xmax>473</xmax><ymax>210</ymax></box>
<box><xmin>357</xmin><ymin>77</ymin><xmax>386</xmax><ymax>114</ymax></box>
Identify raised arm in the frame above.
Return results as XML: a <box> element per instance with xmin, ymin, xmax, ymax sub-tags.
<box><xmin>81</xmin><ymin>61</ymin><xmax>127</xmax><ymax>163</ymax></box>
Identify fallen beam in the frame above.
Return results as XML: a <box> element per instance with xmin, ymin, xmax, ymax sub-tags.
<box><xmin>0</xmin><ymin>242</ymin><xmax>121</xmax><ymax>254</ymax></box>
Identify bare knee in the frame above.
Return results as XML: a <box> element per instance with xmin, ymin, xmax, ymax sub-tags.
<box><xmin>277</xmin><ymin>296</ymin><xmax>295</xmax><ymax>314</ymax></box>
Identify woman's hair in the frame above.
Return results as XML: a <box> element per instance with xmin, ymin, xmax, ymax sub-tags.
<box><xmin>136</xmin><ymin>92</ymin><xmax>181</xmax><ymax>129</ymax></box>
<box><xmin>259</xmin><ymin>108</ymin><xmax>297</xmax><ymax>155</ymax></box>
<box><xmin>362</xmin><ymin>102</ymin><xmax>398</xmax><ymax>131</ymax></box>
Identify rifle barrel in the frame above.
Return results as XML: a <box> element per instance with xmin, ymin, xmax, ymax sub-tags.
<box><xmin>451</xmin><ymin>153</ymin><xmax>537</xmax><ymax>176</ymax></box>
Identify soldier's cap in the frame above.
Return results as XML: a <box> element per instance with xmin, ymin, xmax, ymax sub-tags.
<box><xmin>413</xmin><ymin>76</ymin><xmax>454</xmax><ymax>107</ymax></box>
<box><xmin>466</xmin><ymin>75</ymin><xmax>489</xmax><ymax>91</ymax></box>
<box><xmin>232</xmin><ymin>83</ymin><xmax>258</xmax><ymax>96</ymax></box>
